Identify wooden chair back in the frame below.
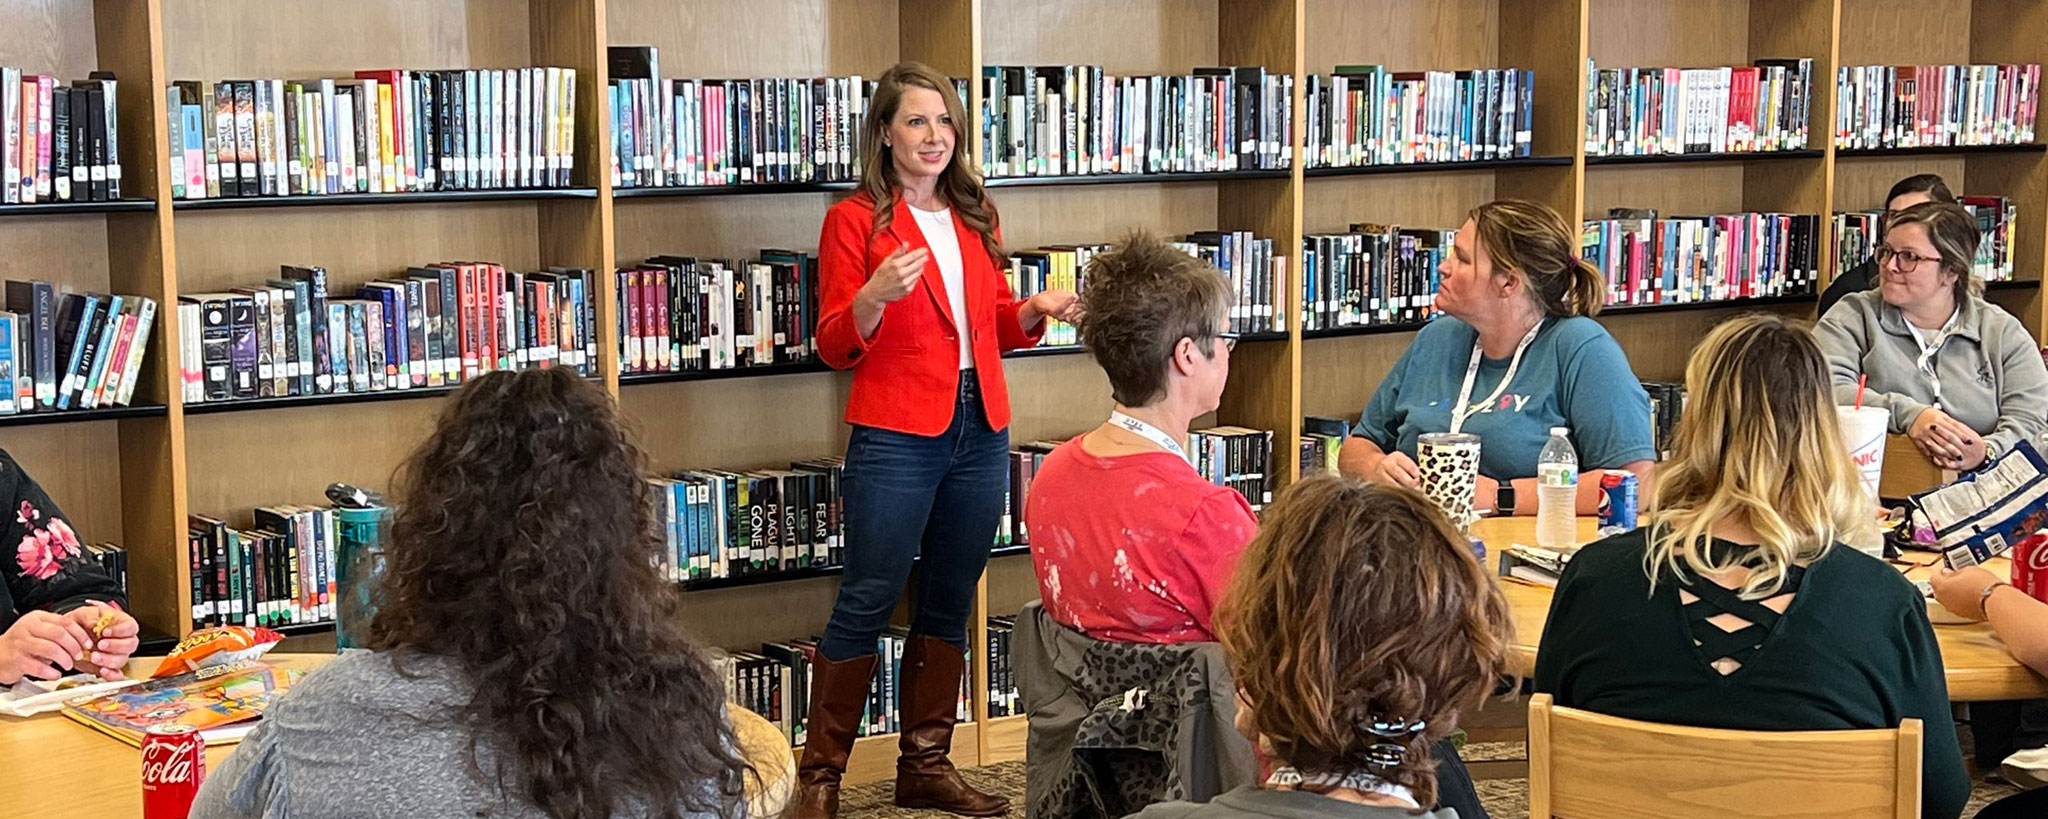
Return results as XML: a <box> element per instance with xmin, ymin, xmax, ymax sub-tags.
<box><xmin>1527</xmin><ymin>693</ymin><xmax>1923</xmax><ymax>818</ymax></box>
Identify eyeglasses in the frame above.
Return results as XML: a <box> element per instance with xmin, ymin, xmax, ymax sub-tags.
<box><xmin>1875</xmin><ymin>245</ymin><xmax>1941</xmax><ymax>271</ymax></box>
<box><xmin>1216</xmin><ymin>332</ymin><xmax>1239</xmax><ymax>351</ymax></box>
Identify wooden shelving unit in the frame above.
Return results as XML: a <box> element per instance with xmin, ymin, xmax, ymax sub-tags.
<box><xmin>6</xmin><ymin>0</ymin><xmax>2048</xmax><ymax>785</ymax></box>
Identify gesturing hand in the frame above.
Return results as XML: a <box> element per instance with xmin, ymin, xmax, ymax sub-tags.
<box><xmin>858</xmin><ymin>244</ymin><xmax>930</xmax><ymax>309</ymax></box>
<box><xmin>1028</xmin><ymin>290</ymin><xmax>1084</xmax><ymax>325</ymax></box>
<box><xmin>0</xmin><ymin>610</ymin><xmax>94</xmax><ymax>685</ymax></box>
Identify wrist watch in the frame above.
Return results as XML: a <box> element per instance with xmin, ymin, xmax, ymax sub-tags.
<box><xmin>1496</xmin><ymin>484</ymin><xmax>1516</xmax><ymax>516</ymax></box>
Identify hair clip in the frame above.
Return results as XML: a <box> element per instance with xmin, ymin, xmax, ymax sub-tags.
<box><xmin>1365</xmin><ymin>716</ymin><xmax>1426</xmax><ymax>738</ymax></box>
<box><xmin>1364</xmin><ymin>742</ymin><xmax>1408</xmax><ymax>772</ymax></box>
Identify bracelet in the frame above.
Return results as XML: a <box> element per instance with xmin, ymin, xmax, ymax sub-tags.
<box><xmin>1980</xmin><ymin>581</ymin><xmax>2013</xmax><ymax>620</ymax></box>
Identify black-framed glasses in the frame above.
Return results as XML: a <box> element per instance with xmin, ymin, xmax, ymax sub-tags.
<box><xmin>1216</xmin><ymin>332</ymin><xmax>1240</xmax><ymax>351</ymax></box>
<box><xmin>1875</xmin><ymin>245</ymin><xmax>1940</xmax><ymax>271</ymax></box>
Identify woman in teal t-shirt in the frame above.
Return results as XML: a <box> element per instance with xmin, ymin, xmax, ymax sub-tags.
<box><xmin>1338</xmin><ymin>199</ymin><xmax>1656</xmax><ymax>517</ymax></box>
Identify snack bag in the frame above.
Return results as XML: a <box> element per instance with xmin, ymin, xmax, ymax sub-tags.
<box><xmin>149</xmin><ymin>626</ymin><xmax>284</xmax><ymax>679</ymax></box>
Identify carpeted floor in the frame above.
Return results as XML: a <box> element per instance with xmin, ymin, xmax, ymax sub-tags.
<box><xmin>837</xmin><ymin>749</ymin><xmax>2028</xmax><ymax>818</ymax></box>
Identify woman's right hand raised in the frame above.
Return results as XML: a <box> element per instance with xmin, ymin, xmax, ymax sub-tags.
<box><xmin>858</xmin><ymin>244</ymin><xmax>930</xmax><ymax>309</ymax></box>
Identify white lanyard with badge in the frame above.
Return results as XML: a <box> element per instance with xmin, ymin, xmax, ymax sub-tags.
<box><xmin>1109</xmin><ymin>410</ymin><xmax>1193</xmax><ymax>467</ymax></box>
<box><xmin>1449</xmin><ymin>320</ymin><xmax>1544</xmax><ymax>434</ymax></box>
<box><xmin>1907</xmin><ymin>309</ymin><xmax>1959</xmax><ymax>408</ymax></box>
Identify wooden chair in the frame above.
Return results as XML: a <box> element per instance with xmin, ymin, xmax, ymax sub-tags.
<box><xmin>1878</xmin><ymin>433</ymin><xmax>1958</xmax><ymax>500</ymax></box>
<box><xmin>1527</xmin><ymin>694</ymin><xmax>1922</xmax><ymax>819</ymax></box>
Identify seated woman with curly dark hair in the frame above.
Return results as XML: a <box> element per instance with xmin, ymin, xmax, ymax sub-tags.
<box><xmin>192</xmin><ymin>368</ymin><xmax>760</xmax><ymax>819</ymax></box>
<box><xmin>1130</xmin><ymin>476</ymin><xmax>1516</xmax><ymax>818</ymax></box>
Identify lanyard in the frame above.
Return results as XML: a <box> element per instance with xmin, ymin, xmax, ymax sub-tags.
<box><xmin>1906</xmin><ymin>308</ymin><xmax>1959</xmax><ymax>408</ymax></box>
<box><xmin>1450</xmin><ymin>320</ymin><xmax>1544</xmax><ymax>434</ymax></box>
<box><xmin>1109</xmin><ymin>410</ymin><xmax>1192</xmax><ymax>466</ymax></box>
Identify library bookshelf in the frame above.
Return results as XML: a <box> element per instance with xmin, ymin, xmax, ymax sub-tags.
<box><xmin>3</xmin><ymin>0</ymin><xmax>2045</xmax><ymax>784</ymax></box>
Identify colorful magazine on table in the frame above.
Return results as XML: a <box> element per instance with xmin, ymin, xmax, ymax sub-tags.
<box><xmin>61</xmin><ymin>659</ymin><xmax>301</xmax><ymax>746</ymax></box>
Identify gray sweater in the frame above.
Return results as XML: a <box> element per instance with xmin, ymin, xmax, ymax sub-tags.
<box><xmin>1815</xmin><ymin>290</ymin><xmax>2048</xmax><ymax>460</ymax></box>
<box><xmin>190</xmin><ymin>650</ymin><xmax>739</xmax><ymax>819</ymax></box>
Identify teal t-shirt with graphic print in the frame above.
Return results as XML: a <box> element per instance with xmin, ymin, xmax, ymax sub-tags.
<box><xmin>1354</xmin><ymin>315</ymin><xmax>1656</xmax><ymax>480</ymax></box>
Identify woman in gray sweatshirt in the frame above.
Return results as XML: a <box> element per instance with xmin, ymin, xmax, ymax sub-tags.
<box><xmin>1815</xmin><ymin>201</ymin><xmax>2048</xmax><ymax>473</ymax></box>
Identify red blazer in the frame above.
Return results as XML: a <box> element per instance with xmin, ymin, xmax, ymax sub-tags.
<box><xmin>816</xmin><ymin>191</ymin><xmax>1044</xmax><ymax>436</ymax></box>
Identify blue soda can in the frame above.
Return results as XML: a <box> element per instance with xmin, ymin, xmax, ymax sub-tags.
<box><xmin>1597</xmin><ymin>470</ymin><xmax>1638</xmax><ymax>533</ymax></box>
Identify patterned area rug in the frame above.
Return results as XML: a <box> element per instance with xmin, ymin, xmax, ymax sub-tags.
<box><xmin>836</xmin><ymin>752</ymin><xmax>2027</xmax><ymax>818</ymax></box>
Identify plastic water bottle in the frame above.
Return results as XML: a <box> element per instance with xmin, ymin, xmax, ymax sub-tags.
<box><xmin>1536</xmin><ymin>427</ymin><xmax>1579</xmax><ymax>548</ymax></box>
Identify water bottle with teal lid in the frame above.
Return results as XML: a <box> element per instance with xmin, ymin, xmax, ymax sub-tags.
<box><xmin>330</xmin><ymin>483</ymin><xmax>389</xmax><ymax>651</ymax></box>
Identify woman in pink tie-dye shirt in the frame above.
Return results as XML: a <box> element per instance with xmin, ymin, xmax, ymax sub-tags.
<box><xmin>1026</xmin><ymin>231</ymin><xmax>1257</xmax><ymax>644</ymax></box>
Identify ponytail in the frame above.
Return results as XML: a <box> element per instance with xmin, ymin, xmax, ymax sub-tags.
<box><xmin>1567</xmin><ymin>258</ymin><xmax>1605</xmax><ymax>318</ymax></box>
<box><xmin>1469</xmin><ymin>200</ymin><xmax>1604</xmax><ymax>319</ymax></box>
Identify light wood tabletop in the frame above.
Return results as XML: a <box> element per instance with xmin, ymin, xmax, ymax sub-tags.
<box><xmin>0</xmin><ymin>653</ymin><xmax>332</xmax><ymax>819</ymax></box>
<box><xmin>1479</xmin><ymin>517</ymin><xmax>2048</xmax><ymax>703</ymax></box>
<box><xmin>0</xmin><ymin>652</ymin><xmax>794</xmax><ymax>818</ymax></box>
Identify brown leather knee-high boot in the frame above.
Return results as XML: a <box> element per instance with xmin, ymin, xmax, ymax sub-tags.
<box><xmin>791</xmin><ymin>652</ymin><xmax>879</xmax><ymax>819</ymax></box>
<box><xmin>892</xmin><ymin>634</ymin><xmax>1010</xmax><ymax>816</ymax></box>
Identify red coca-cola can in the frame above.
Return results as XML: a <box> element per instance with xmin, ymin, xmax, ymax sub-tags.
<box><xmin>142</xmin><ymin>723</ymin><xmax>206</xmax><ymax>819</ymax></box>
<box><xmin>2013</xmin><ymin>532</ymin><xmax>2048</xmax><ymax>604</ymax></box>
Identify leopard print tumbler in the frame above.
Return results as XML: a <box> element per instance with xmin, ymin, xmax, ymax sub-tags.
<box><xmin>1417</xmin><ymin>432</ymin><xmax>1482</xmax><ymax>532</ymax></box>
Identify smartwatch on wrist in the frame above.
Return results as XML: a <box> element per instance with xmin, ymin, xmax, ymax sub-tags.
<box><xmin>1495</xmin><ymin>484</ymin><xmax>1516</xmax><ymax>516</ymax></box>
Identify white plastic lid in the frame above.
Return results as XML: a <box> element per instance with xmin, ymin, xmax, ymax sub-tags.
<box><xmin>1550</xmin><ymin>427</ymin><xmax>1570</xmax><ymax>436</ymax></box>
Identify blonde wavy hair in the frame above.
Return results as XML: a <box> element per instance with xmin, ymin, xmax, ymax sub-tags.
<box><xmin>1644</xmin><ymin>313</ymin><xmax>1876</xmax><ymax>598</ymax></box>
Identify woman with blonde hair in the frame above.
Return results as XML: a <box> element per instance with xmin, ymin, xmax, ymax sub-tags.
<box><xmin>1130</xmin><ymin>475</ymin><xmax>1515</xmax><ymax>818</ymax></box>
<box><xmin>1340</xmin><ymin>199</ymin><xmax>1654</xmax><ymax>518</ymax></box>
<box><xmin>1534</xmin><ymin>313</ymin><xmax>1967</xmax><ymax>819</ymax></box>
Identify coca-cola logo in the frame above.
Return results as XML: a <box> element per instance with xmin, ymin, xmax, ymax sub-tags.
<box><xmin>142</xmin><ymin>744</ymin><xmax>197</xmax><ymax>783</ymax></box>
<box><xmin>2028</xmin><ymin>543</ymin><xmax>2048</xmax><ymax>572</ymax></box>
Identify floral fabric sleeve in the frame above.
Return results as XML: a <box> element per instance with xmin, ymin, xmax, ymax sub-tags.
<box><xmin>2</xmin><ymin>449</ymin><xmax>123</xmax><ymax>618</ymax></box>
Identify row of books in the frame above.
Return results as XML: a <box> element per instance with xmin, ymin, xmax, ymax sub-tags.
<box><xmin>164</xmin><ymin>67</ymin><xmax>578</xmax><ymax>200</ymax></box>
<box><xmin>987</xmin><ymin>616</ymin><xmax>1019</xmax><ymax>719</ymax></box>
<box><xmin>178</xmin><ymin>264</ymin><xmax>598</xmax><ymax>404</ymax></box>
<box><xmin>618</xmin><ymin>251</ymin><xmax>818</xmax><ymax>375</ymax></box>
<box><xmin>1008</xmin><ymin>231</ymin><xmax>1285</xmax><ymax>342</ymax></box>
<box><xmin>0</xmin><ymin>282</ymin><xmax>157</xmax><ymax>414</ymax></box>
<box><xmin>653</xmin><ymin>459</ymin><xmax>844</xmax><ymax>582</ymax></box>
<box><xmin>1300</xmin><ymin>224</ymin><xmax>1453</xmax><ymax>332</ymax></box>
<box><xmin>1832</xmin><ymin>195</ymin><xmax>2016</xmax><ymax>284</ymax></box>
<box><xmin>1835</xmin><ymin>64</ymin><xmax>2039</xmax><ymax>150</ymax></box>
<box><xmin>1581</xmin><ymin>210</ymin><xmax>1823</xmax><ymax>307</ymax></box>
<box><xmin>1303</xmin><ymin>67</ymin><xmax>1533</xmax><ymax>168</ymax></box>
<box><xmin>186</xmin><ymin>507</ymin><xmax>338</xmax><ymax>632</ymax></box>
<box><xmin>1643</xmin><ymin>381</ymin><xmax>1687</xmax><ymax>463</ymax></box>
<box><xmin>3</xmin><ymin>68</ymin><xmax>121</xmax><ymax>203</ymax></box>
<box><xmin>1299</xmin><ymin>416</ymin><xmax>1352</xmax><ymax>476</ymax></box>
<box><xmin>608</xmin><ymin>46</ymin><xmax>882</xmax><ymax>188</ymax></box>
<box><xmin>980</xmin><ymin>65</ymin><xmax>1293</xmax><ymax>179</ymax></box>
<box><xmin>717</xmin><ymin>629</ymin><xmax>973</xmax><ymax>746</ymax></box>
<box><xmin>1583</xmin><ymin>59</ymin><xmax>1815</xmax><ymax>156</ymax></box>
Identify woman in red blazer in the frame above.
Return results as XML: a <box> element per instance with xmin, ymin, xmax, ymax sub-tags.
<box><xmin>795</xmin><ymin>62</ymin><xmax>1079</xmax><ymax>819</ymax></box>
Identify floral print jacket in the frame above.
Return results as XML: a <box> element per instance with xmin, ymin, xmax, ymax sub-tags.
<box><xmin>0</xmin><ymin>449</ymin><xmax>122</xmax><ymax>631</ymax></box>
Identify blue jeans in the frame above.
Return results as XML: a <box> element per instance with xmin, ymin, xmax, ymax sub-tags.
<box><xmin>818</xmin><ymin>378</ymin><xmax>1010</xmax><ymax>660</ymax></box>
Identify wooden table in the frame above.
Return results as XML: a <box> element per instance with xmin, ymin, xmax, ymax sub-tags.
<box><xmin>0</xmin><ymin>653</ymin><xmax>332</xmax><ymax>819</ymax></box>
<box><xmin>1480</xmin><ymin>517</ymin><xmax>2048</xmax><ymax>702</ymax></box>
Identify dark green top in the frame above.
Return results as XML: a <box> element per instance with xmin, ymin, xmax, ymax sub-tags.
<box><xmin>1532</xmin><ymin>528</ymin><xmax>1968</xmax><ymax>819</ymax></box>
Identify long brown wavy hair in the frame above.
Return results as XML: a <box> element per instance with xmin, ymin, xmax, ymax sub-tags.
<box><xmin>1215</xmin><ymin>475</ymin><xmax>1515</xmax><ymax>807</ymax></box>
<box><xmin>365</xmin><ymin>368</ymin><xmax>747</xmax><ymax>818</ymax></box>
<box><xmin>859</xmin><ymin>61</ymin><xmax>1003</xmax><ymax>264</ymax></box>
<box><xmin>1471</xmin><ymin>199</ymin><xmax>1606</xmax><ymax>318</ymax></box>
